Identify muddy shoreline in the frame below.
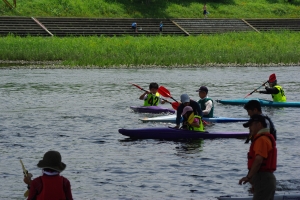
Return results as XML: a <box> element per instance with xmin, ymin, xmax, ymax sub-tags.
<box><xmin>0</xmin><ymin>60</ymin><xmax>299</xmax><ymax>69</ymax></box>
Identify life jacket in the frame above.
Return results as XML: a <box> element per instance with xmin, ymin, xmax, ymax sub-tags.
<box><xmin>247</xmin><ymin>133</ymin><xmax>277</xmax><ymax>172</ymax></box>
<box><xmin>264</xmin><ymin>115</ymin><xmax>277</xmax><ymax>140</ymax></box>
<box><xmin>187</xmin><ymin>115</ymin><xmax>205</xmax><ymax>132</ymax></box>
<box><xmin>272</xmin><ymin>85</ymin><xmax>286</xmax><ymax>102</ymax></box>
<box><xmin>37</xmin><ymin>175</ymin><xmax>66</xmax><ymax>200</ymax></box>
<box><xmin>198</xmin><ymin>97</ymin><xmax>214</xmax><ymax>118</ymax></box>
<box><xmin>144</xmin><ymin>92</ymin><xmax>160</xmax><ymax>106</ymax></box>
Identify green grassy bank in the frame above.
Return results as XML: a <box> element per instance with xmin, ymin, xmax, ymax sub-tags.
<box><xmin>1</xmin><ymin>32</ymin><xmax>299</xmax><ymax>67</ymax></box>
<box><xmin>1</xmin><ymin>0</ymin><xmax>300</xmax><ymax>18</ymax></box>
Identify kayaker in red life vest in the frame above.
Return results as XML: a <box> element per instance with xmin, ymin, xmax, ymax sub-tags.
<box><xmin>174</xmin><ymin>94</ymin><xmax>203</xmax><ymax>129</ymax></box>
<box><xmin>139</xmin><ymin>82</ymin><xmax>166</xmax><ymax>106</ymax></box>
<box><xmin>23</xmin><ymin>150</ymin><xmax>73</xmax><ymax>200</ymax></box>
<box><xmin>239</xmin><ymin>114</ymin><xmax>277</xmax><ymax>200</ymax></box>
<box><xmin>257</xmin><ymin>73</ymin><xmax>286</xmax><ymax>102</ymax></box>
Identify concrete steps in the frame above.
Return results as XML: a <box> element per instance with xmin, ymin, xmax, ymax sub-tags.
<box><xmin>173</xmin><ymin>19</ymin><xmax>253</xmax><ymax>35</ymax></box>
<box><xmin>244</xmin><ymin>19</ymin><xmax>300</xmax><ymax>31</ymax></box>
<box><xmin>0</xmin><ymin>17</ymin><xmax>299</xmax><ymax>37</ymax></box>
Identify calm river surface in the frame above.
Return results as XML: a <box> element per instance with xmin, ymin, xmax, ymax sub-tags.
<box><xmin>1</xmin><ymin>66</ymin><xmax>300</xmax><ymax>199</ymax></box>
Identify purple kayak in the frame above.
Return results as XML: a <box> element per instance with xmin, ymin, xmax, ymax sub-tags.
<box><xmin>130</xmin><ymin>106</ymin><xmax>175</xmax><ymax>114</ymax></box>
<box><xmin>118</xmin><ymin>127</ymin><xmax>248</xmax><ymax>140</ymax></box>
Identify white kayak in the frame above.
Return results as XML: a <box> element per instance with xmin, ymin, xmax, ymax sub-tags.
<box><xmin>140</xmin><ymin>114</ymin><xmax>249</xmax><ymax>123</ymax></box>
<box><xmin>217</xmin><ymin>194</ymin><xmax>300</xmax><ymax>200</ymax></box>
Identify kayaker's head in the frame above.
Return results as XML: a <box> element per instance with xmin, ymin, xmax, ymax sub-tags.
<box><xmin>149</xmin><ymin>82</ymin><xmax>159</xmax><ymax>94</ymax></box>
<box><xmin>196</xmin><ymin>86</ymin><xmax>208</xmax><ymax>99</ymax></box>
<box><xmin>37</xmin><ymin>150</ymin><xmax>66</xmax><ymax>173</ymax></box>
<box><xmin>244</xmin><ymin>100</ymin><xmax>262</xmax><ymax>116</ymax></box>
<box><xmin>182</xmin><ymin>106</ymin><xmax>193</xmax><ymax>118</ymax></box>
<box><xmin>268</xmin><ymin>73</ymin><xmax>277</xmax><ymax>87</ymax></box>
<box><xmin>243</xmin><ymin>114</ymin><xmax>267</xmax><ymax>138</ymax></box>
<box><xmin>180</xmin><ymin>94</ymin><xmax>190</xmax><ymax>106</ymax></box>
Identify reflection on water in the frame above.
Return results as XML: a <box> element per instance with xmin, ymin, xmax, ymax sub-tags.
<box><xmin>0</xmin><ymin>67</ymin><xmax>300</xmax><ymax>199</ymax></box>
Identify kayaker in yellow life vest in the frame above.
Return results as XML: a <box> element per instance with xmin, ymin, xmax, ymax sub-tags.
<box><xmin>258</xmin><ymin>73</ymin><xmax>286</xmax><ymax>102</ymax></box>
<box><xmin>181</xmin><ymin>106</ymin><xmax>204</xmax><ymax>132</ymax></box>
<box><xmin>139</xmin><ymin>82</ymin><xmax>166</xmax><ymax>106</ymax></box>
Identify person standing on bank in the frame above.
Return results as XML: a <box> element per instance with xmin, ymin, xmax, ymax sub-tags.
<box><xmin>258</xmin><ymin>73</ymin><xmax>286</xmax><ymax>102</ymax></box>
<box><xmin>239</xmin><ymin>114</ymin><xmax>277</xmax><ymax>200</ymax></box>
<box><xmin>203</xmin><ymin>4</ymin><xmax>208</xmax><ymax>18</ymax></box>
<box><xmin>196</xmin><ymin>86</ymin><xmax>214</xmax><ymax>118</ymax></box>
<box><xmin>174</xmin><ymin>94</ymin><xmax>203</xmax><ymax>129</ymax></box>
<box><xmin>23</xmin><ymin>150</ymin><xmax>73</xmax><ymax>200</ymax></box>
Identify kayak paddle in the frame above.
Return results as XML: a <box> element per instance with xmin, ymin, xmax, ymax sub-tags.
<box><xmin>157</xmin><ymin>86</ymin><xmax>179</xmax><ymax>103</ymax></box>
<box><xmin>244</xmin><ymin>80</ymin><xmax>268</xmax><ymax>99</ymax></box>
<box><xmin>131</xmin><ymin>83</ymin><xmax>179</xmax><ymax>110</ymax></box>
<box><xmin>20</xmin><ymin>159</ymin><xmax>29</xmax><ymax>197</ymax></box>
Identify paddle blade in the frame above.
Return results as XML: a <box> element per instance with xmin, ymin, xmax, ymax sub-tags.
<box><xmin>24</xmin><ymin>190</ymin><xmax>29</xmax><ymax>197</ymax></box>
<box><xmin>171</xmin><ymin>102</ymin><xmax>180</xmax><ymax>110</ymax></box>
<box><xmin>158</xmin><ymin>86</ymin><xmax>171</xmax><ymax>98</ymax></box>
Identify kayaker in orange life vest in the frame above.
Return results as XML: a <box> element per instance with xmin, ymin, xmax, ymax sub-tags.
<box><xmin>139</xmin><ymin>82</ymin><xmax>166</xmax><ymax>106</ymax></box>
<box><xmin>239</xmin><ymin>114</ymin><xmax>277</xmax><ymax>200</ymax></box>
<box><xmin>257</xmin><ymin>73</ymin><xmax>286</xmax><ymax>102</ymax></box>
<box><xmin>23</xmin><ymin>151</ymin><xmax>73</xmax><ymax>200</ymax></box>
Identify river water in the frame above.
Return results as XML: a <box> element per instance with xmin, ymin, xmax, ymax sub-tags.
<box><xmin>1</xmin><ymin>66</ymin><xmax>300</xmax><ymax>199</ymax></box>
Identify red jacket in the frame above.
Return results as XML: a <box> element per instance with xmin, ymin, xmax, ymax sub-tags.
<box><xmin>27</xmin><ymin>174</ymin><xmax>73</xmax><ymax>200</ymax></box>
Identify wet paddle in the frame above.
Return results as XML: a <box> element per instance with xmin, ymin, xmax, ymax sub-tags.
<box><xmin>157</xmin><ymin>86</ymin><xmax>179</xmax><ymax>103</ymax></box>
<box><xmin>20</xmin><ymin>159</ymin><xmax>29</xmax><ymax>197</ymax></box>
<box><xmin>244</xmin><ymin>81</ymin><xmax>268</xmax><ymax>99</ymax></box>
<box><xmin>131</xmin><ymin>83</ymin><xmax>179</xmax><ymax>110</ymax></box>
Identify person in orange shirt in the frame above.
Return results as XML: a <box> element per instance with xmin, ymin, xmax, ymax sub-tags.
<box><xmin>239</xmin><ymin>114</ymin><xmax>277</xmax><ymax>200</ymax></box>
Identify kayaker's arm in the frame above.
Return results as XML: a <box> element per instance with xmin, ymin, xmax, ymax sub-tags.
<box><xmin>239</xmin><ymin>154</ymin><xmax>263</xmax><ymax>185</ymax></box>
<box><xmin>259</xmin><ymin>87</ymin><xmax>279</xmax><ymax>94</ymax></box>
<box><xmin>175</xmin><ymin>104</ymin><xmax>184</xmax><ymax>127</ymax></box>
<box><xmin>202</xmin><ymin>100</ymin><xmax>213</xmax><ymax>116</ymax></box>
<box><xmin>139</xmin><ymin>92</ymin><xmax>149</xmax><ymax>100</ymax></box>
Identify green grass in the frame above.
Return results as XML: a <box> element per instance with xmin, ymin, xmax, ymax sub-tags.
<box><xmin>1</xmin><ymin>32</ymin><xmax>299</xmax><ymax>67</ymax></box>
<box><xmin>1</xmin><ymin>0</ymin><xmax>300</xmax><ymax>18</ymax></box>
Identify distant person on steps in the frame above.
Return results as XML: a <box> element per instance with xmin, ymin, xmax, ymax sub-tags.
<box><xmin>131</xmin><ymin>22</ymin><xmax>137</xmax><ymax>32</ymax></box>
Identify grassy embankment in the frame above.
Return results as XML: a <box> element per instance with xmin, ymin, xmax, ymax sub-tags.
<box><xmin>1</xmin><ymin>32</ymin><xmax>299</xmax><ymax>67</ymax></box>
<box><xmin>1</xmin><ymin>0</ymin><xmax>300</xmax><ymax>18</ymax></box>
<box><xmin>1</xmin><ymin>0</ymin><xmax>300</xmax><ymax>67</ymax></box>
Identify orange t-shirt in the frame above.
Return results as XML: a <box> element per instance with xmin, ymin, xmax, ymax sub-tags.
<box><xmin>253</xmin><ymin>133</ymin><xmax>273</xmax><ymax>158</ymax></box>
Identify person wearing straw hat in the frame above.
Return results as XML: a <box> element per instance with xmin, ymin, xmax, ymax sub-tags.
<box><xmin>257</xmin><ymin>73</ymin><xmax>286</xmax><ymax>102</ymax></box>
<box><xmin>23</xmin><ymin>150</ymin><xmax>73</xmax><ymax>200</ymax></box>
